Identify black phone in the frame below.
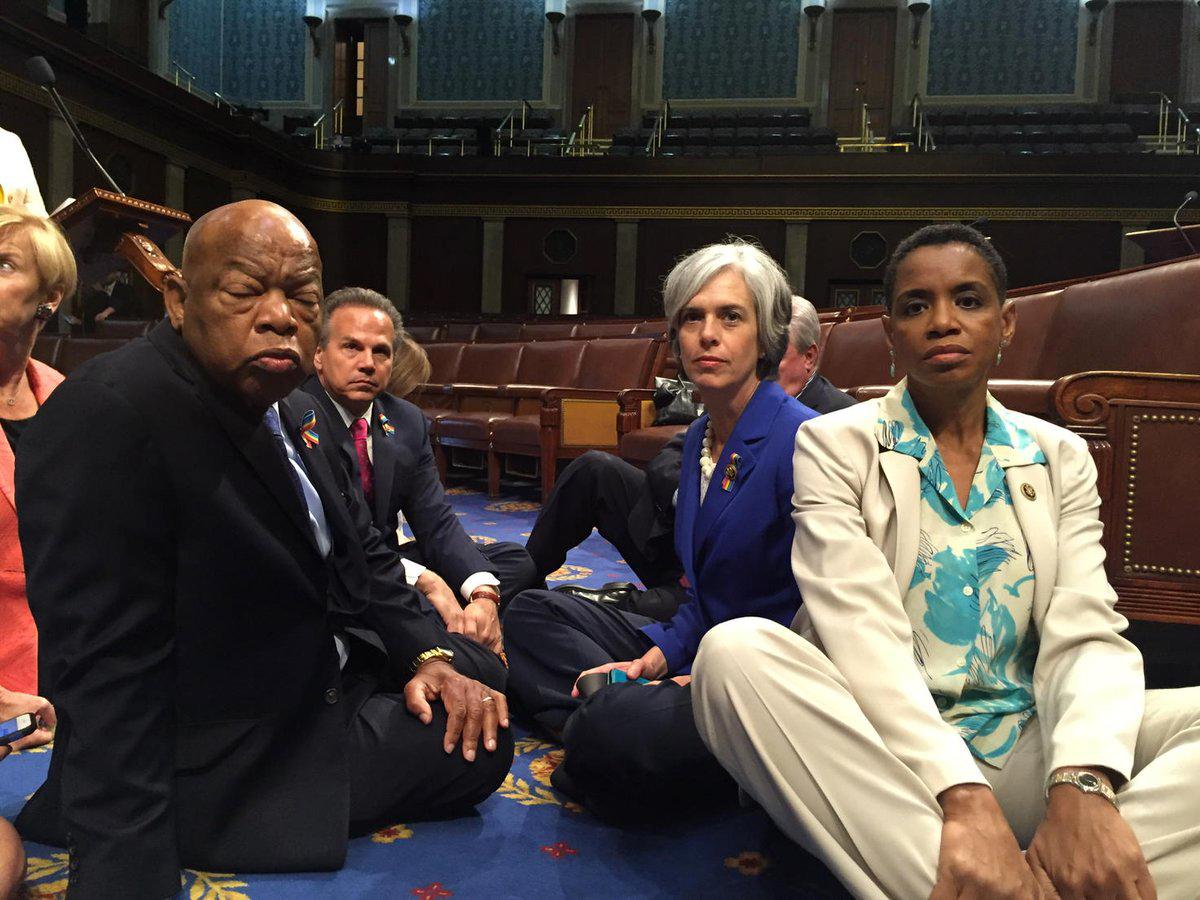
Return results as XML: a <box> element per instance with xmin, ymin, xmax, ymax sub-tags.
<box><xmin>0</xmin><ymin>713</ymin><xmax>37</xmax><ymax>746</ymax></box>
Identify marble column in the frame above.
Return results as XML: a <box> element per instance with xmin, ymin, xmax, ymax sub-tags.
<box><xmin>613</xmin><ymin>220</ymin><xmax>639</xmax><ymax>315</ymax></box>
<box><xmin>784</xmin><ymin>220</ymin><xmax>810</xmax><ymax>297</ymax></box>
<box><xmin>481</xmin><ymin>217</ymin><xmax>505</xmax><ymax>314</ymax></box>
<box><xmin>387</xmin><ymin>213</ymin><xmax>411</xmax><ymax>310</ymax></box>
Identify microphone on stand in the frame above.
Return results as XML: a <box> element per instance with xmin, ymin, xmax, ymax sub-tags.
<box><xmin>24</xmin><ymin>55</ymin><xmax>125</xmax><ymax>197</ymax></box>
<box><xmin>1172</xmin><ymin>190</ymin><xmax>1198</xmax><ymax>256</ymax></box>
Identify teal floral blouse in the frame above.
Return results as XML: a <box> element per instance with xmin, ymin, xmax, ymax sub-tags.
<box><xmin>876</xmin><ymin>383</ymin><xmax>1048</xmax><ymax>768</ymax></box>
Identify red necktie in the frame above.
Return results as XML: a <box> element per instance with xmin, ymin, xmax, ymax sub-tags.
<box><xmin>350</xmin><ymin>417</ymin><xmax>374</xmax><ymax>506</ymax></box>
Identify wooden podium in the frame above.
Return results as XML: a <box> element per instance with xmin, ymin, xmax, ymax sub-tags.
<box><xmin>51</xmin><ymin>188</ymin><xmax>192</xmax><ymax>293</ymax></box>
<box><xmin>1125</xmin><ymin>223</ymin><xmax>1200</xmax><ymax>265</ymax></box>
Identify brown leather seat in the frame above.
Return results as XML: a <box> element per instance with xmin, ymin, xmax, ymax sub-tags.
<box><xmin>406</xmin><ymin>325</ymin><xmax>442</xmax><ymax>342</ymax></box>
<box><xmin>619</xmin><ymin>424</ymin><xmax>687</xmax><ymax>465</ymax></box>
<box><xmin>819</xmin><ymin>317</ymin><xmax>894</xmax><ymax>391</ymax></box>
<box><xmin>423</xmin><ymin>342</ymin><xmax>465</xmax><ymax>382</ymax></box>
<box><xmin>442</xmin><ymin>323</ymin><xmax>479</xmax><ymax>342</ymax></box>
<box><xmin>575</xmin><ymin>322</ymin><xmax>637</xmax><ymax>339</ymax></box>
<box><xmin>519</xmin><ymin>322</ymin><xmax>578</xmax><ymax>341</ymax></box>
<box><xmin>454</xmin><ymin>342</ymin><xmax>523</xmax><ymax>385</ymax></box>
<box><xmin>575</xmin><ymin>338</ymin><xmax>662</xmax><ymax>390</ymax></box>
<box><xmin>475</xmin><ymin>322</ymin><xmax>523</xmax><ymax>342</ymax></box>
<box><xmin>57</xmin><ymin>338</ymin><xmax>129</xmax><ymax>376</ymax></box>
<box><xmin>32</xmin><ymin>334</ymin><xmax>63</xmax><ymax>369</ymax></box>
<box><xmin>1034</xmin><ymin>257</ymin><xmax>1200</xmax><ymax>378</ymax></box>
<box><xmin>633</xmin><ymin>320</ymin><xmax>667</xmax><ymax>337</ymax></box>
<box><xmin>993</xmin><ymin>290</ymin><xmax>1063</xmax><ymax>379</ymax></box>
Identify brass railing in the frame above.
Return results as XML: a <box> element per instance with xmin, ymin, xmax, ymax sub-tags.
<box><xmin>565</xmin><ymin>105</ymin><xmax>608</xmax><ymax>157</ymax></box>
<box><xmin>1144</xmin><ymin>94</ymin><xmax>1200</xmax><ymax>155</ymax></box>
<box><xmin>646</xmin><ymin>98</ymin><xmax>670</xmax><ymax>156</ymax></box>
<box><xmin>911</xmin><ymin>93</ymin><xmax>936</xmax><ymax>151</ymax></box>
<box><xmin>169</xmin><ymin>61</ymin><xmax>219</xmax><ymax>107</ymax></box>
<box><xmin>838</xmin><ymin>102</ymin><xmax>912</xmax><ymax>154</ymax></box>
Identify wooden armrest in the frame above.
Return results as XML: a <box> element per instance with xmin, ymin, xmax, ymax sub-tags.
<box><xmin>617</xmin><ymin>387</ymin><xmax>656</xmax><ymax>411</ymax></box>
<box><xmin>542</xmin><ymin>387</ymin><xmax>622</xmax><ymax>403</ymax></box>
<box><xmin>446</xmin><ymin>383</ymin><xmax>505</xmax><ymax>397</ymax></box>
<box><xmin>497</xmin><ymin>384</ymin><xmax>556</xmax><ymax>399</ymax></box>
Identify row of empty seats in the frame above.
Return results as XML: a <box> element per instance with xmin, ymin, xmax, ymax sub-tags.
<box><xmin>406</xmin><ymin>320</ymin><xmax>666</xmax><ymax>343</ymax></box>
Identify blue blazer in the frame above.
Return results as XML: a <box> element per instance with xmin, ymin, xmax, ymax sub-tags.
<box><xmin>641</xmin><ymin>380</ymin><xmax>817</xmax><ymax>674</ymax></box>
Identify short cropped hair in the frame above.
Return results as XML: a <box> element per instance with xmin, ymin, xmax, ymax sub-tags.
<box><xmin>0</xmin><ymin>205</ymin><xmax>78</xmax><ymax>302</ymax></box>
<box><xmin>882</xmin><ymin>223</ymin><xmax>1007</xmax><ymax>308</ymax></box>
<box><xmin>320</xmin><ymin>286</ymin><xmax>404</xmax><ymax>353</ymax></box>
<box><xmin>661</xmin><ymin>238</ymin><xmax>792</xmax><ymax>379</ymax></box>
<box><xmin>388</xmin><ymin>333</ymin><xmax>432</xmax><ymax>399</ymax></box>
<box><xmin>788</xmin><ymin>295</ymin><xmax>820</xmax><ymax>351</ymax></box>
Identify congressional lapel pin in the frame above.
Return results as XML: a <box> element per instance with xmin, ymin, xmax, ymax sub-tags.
<box><xmin>379</xmin><ymin>412</ymin><xmax>396</xmax><ymax>437</ymax></box>
<box><xmin>1021</xmin><ymin>483</ymin><xmax>1037</xmax><ymax>501</ymax></box>
<box><xmin>721</xmin><ymin>453</ymin><xmax>741</xmax><ymax>492</ymax></box>
<box><xmin>300</xmin><ymin>410</ymin><xmax>320</xmax><ymax>449</ymax></box>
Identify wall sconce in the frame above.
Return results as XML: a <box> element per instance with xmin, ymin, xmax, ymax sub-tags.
<box><xmin>394</xmin><ymin>0</ymin><xmax>416</xmax><ymax>56</ymax></box>
<box><xmin>303</xmin><ymin>0</ymin><xmax>325</xmax><ymax>58</ymax></box>
<box><xmin>802</xmin><ymin>0</ymin><xmax>825</xmax><ymax>52</ymax></box>
<box><xmin>642</xmin><ymin>0</ymin><xmax>664</xmax><ymax>55</ymax></box>
<box><xmin>545</xmin><ymin>0</ymin><xmax>565</xmax><ymax>56</ymax></box>
<box><xmin>907</xmin><ymin>0</ymin><xmax>931</xmax><ymax>49</ymax></box>
<box><xmin>1084</xmin><ymin>0</ymin><xmax>1108</xmax><ymax>47</ymax></box>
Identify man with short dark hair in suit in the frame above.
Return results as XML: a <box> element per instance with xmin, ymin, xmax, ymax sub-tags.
<box><xmin>525</xmin><ymin>296</ymin><xmax>853</xmax><ymax>619</ymax></box>
<box><xmin>298</xmin><ymin>287</ymin><xmax>538</xmax><ymax>655</ymax></box>
<box><xmin>15</xmin><ymin>201</ymin><xmax>512</xmax><ymax>898</ymax></box>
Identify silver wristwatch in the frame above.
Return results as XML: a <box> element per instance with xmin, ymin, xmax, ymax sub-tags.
<box><xmin>1045</xmin><ymin>769</ymin><xmax>1118</xmax><ymax>807</ymax></box>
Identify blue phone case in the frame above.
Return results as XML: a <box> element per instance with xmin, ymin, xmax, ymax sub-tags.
<box><xmin>607</xmin><ymin>670</ymin><xmax>651</xmax><ymax>685</ymax></box>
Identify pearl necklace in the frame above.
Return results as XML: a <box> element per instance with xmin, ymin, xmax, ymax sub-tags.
<box><xmin>699</xmin><ymin>422</ymin><xmax>716</xmax><ymax>481</ymax></box>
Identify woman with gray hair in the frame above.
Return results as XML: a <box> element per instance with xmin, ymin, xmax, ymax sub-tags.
<box><xmin>503</xmin><ymin>238</ymin><xmax>817</xmax><ymax>820</ymax></box>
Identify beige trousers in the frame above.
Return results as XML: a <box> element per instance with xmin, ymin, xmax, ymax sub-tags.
<box><xmin>692</xmin><ymin>617</ymin><xmax>1200</xmax><ymax>900</ymax></box>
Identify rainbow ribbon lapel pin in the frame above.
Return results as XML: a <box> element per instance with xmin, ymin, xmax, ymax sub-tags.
<box><xmin>379</xmin><ymin>413</ymin><xmax>396</xmax><ymax>437</ymax></box>
<box><xmin>721</xmin><ymin>453</ymin><xmax>741</xmax><ymax>492</ymax></box>
<box><xmin>300</xmin><ymin>410</ymin><xmax>320</xmax><ymax>449</ymax></box>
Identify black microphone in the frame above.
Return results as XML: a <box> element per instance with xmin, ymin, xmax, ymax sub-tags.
<box><xmin>24</xmin><ymin>55</ymin><xmax>125</xmax><ymax>197</ymax></box>
<box><xmin>1172</xmin><ymin>191</ymin><xmax>1198</xmax><ymax>256</ymax></box>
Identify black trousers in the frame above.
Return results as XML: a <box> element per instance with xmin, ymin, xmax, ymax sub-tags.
<box><xmin>524</xmin><ymin>451</ymin><xmax>685</xmax><ymax>621</ymax></box>
<box><xmin>344</xmin><ymin>627</ymin><xmax>514</xmax><ymax>835</ymax></box>
<box><xmin>399</xmin><ymin>540</ymin><xmax>541</xmax><ymax>610</ymax></box>
<box><xmin>503</xmin><ymin>589</ymin><xmax>736</xmax><ymax>821</ymax></box>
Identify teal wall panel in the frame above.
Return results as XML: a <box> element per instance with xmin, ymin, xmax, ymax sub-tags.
<box><xmin>416</xmin><ymin>0</ymin><xmax>545</xmax><ymax>103</ymax></box>
<box><xmin>662</xmin><ymin>0</ymin><xmax>801</xmax><ymax>100</ymax></box>
<box><xmin>927</xmin><ymin>0</ymin><xmax>1079</xmax><ymax>96</ymax></box>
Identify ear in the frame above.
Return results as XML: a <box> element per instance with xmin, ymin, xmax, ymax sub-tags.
<box><xmin>313</xmin><ymin>342</ymin><xmax>326</xmax><ymax>377</ymax></box>
<box><xmin>803</xmin><ymin>342</ymin><xmax>820</xmax><ymax>368</ymax></box>
<box><xmin>41</xmin><ymin>287</ymin><xmax>64</xmax><ymax>314</ymax></box>
<box><xmin>999</xmin><ymin>298</ymin><xmax>1016</xmax><ymax>349</ymax></box>
<box><xmin>162</xmin><ymin>272</ymin><xmax>187</xmax><ymax>330</ymax></box>
<box><xmin>881</xmin><ymin>312</ymin><xmax>894</xmax><ymax>351</ymax></box>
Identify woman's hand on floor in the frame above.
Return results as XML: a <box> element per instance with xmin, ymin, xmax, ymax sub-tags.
<box><xmin>931</xmin><ymin>783</ymin><xmax>1040</xmax><ymax>900</ymax></box>
<box><xmin>1026</xmin><ymin>774</ymin><xmax>1155</xmax><ymax>900</ymax></box>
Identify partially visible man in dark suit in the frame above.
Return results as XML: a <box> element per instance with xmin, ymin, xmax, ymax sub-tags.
<box><xmin>15</xmin><ymin>201</ymin><xmax>512</xmax><ymax>898</ymax></box>
<box><xmin>525</xmin><ymin>295</ymin><xmax>854</xmax><ymax>619</ymax></box>
<box><xmin>299</xmin><ymin>287</ymin><xmax>539</xmax><ymax>654</ymax></box>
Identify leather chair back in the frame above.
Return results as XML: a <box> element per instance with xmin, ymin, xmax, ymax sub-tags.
<box><xmin>576</xmin><ymin>338</ymin><xmax>660</xmax><ymax>390</ymax></box>
<box><xmin>519</xmin><ymin>322</ymin><xmax>578</xmax><ymax>341</ymax></box>
<box><xmin>406</xmin><ymin>325</ymin><xmax>442</xmax><ymax>342</ymax></box>
<box><xmin>819</xmin><ymin>317</ymin><xmax>894</xmax><ymax>390</ymax></box>
<box><xmin>457</xmin><ymin>342</ymin><xmax>522</xmax><ymax>385</ymax></box>
<box><xmin>575</xmin><ymin>322</ymin><xmax>637</xmax><ymax>338</ymax></box>
<box><xmin>475</xmin><ymin>322</ymin><xmax>523</xmax><ymax>342</ymax></box>
<box><xmin>32</xmin><ymin>334</ymin><xmax>63</xmax><ymax>369</ymax></box>
<box><xmin>58</xmin><ymin>338</ymin><xmax>128</xmax><ymax>376</ymax></box>
<box><xmin>993</xmin><ymin>290</ymin><xmax>1063</xmax><ymax>379</ymax></box>
<box><xmin>512</xmin><ymin>340</ymin><xmax>586</xmax><ymax>386</ymax></box>
<box><xmin>423</xmin><ymin>342</ymin><xmax>465</xmax><ymax>383</ymax></box>
<box><xmin>442</xmin><ymin>323</ymin><xmax>479</xmax><ymax>342</ymax></box>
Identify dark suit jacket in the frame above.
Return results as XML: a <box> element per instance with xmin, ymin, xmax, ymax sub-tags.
<box><xmin>299</xmin><ymin>375</ymin><xmax>493</xmax><ymax>592</ymax></box>
<box><xmin>796</xmin><ymin>372</ymin><xmax>857</xmax><ymax>415</ymax></box>
<box><xmin>640</xmin><ymin>381</ymin><xmax>817</xmax><ymax>673</ymax></box>
<box><xmin>15</xmin><ymin>323</ymin><xmax>445</xmax><ymax>898</ymax></box>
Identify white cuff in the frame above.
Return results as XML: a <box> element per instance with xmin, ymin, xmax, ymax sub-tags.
<box><xmin>461</xmin><ymin>572</ymin><xmax>501</xmax><ymax>602</ymax></box>
<box><xmin>401</xmin><ymin>558</ymin><xmax>427</xmax><ymax>586</ymax></box>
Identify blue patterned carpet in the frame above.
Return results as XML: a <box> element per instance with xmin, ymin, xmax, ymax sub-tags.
<box><xmin>3</xmin><ymin>477</ymin><xmax>848</xmax><ymax>899</ymax></box>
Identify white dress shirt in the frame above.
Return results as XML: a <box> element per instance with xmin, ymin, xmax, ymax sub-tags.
<box><xmin>0</xmin><ymin>128</ymin><xmax>47</xmax><ymax>216</ymax></box>
<box><xmin>326</xmin><ymin>392</ymin><xmax>499</xmax><ymax>601</ymax></box>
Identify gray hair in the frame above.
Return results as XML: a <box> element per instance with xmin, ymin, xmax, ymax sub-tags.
<box><xmin>662</xmin><ymin>238</ymin><xmax>792</xmax><ymax>379</ymax></box>
<box><xmin>320</xmin><ymin>286</ymin><xmax>405</xmax><ymax>354</ymax></box>
<box><xmin>788</xmin><ymin>295</ymin><xmax>821</xmax><ymax>351</ymax></box>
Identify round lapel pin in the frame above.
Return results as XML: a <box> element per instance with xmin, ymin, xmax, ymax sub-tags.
<box><xmin>1021</xmin><ymin>483</ymin><xmax>1037</xmax><ymax>501</ymax></box>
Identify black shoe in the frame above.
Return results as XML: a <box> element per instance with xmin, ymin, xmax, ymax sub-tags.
<box><xmin>556</xmin><ymin>583</ymin><xmax>639</xmax><ymax>608</ymax></box>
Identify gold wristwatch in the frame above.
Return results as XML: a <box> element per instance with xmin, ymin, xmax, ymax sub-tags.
<box><xmin>410</xmin><ymin>646</ymin><xmax>455</xmax><ymax>673</ymax></box>
<box><xmin>1045</xmin><ymin>769</ymin><xmax>1118</xmax><ymax>807</ymax></box>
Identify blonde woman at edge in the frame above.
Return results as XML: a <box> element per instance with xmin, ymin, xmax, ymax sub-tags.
<box><xmin>693</xmin><ymin>223</ymin><xmax>1200</xmax><ymax>899</ymax></box>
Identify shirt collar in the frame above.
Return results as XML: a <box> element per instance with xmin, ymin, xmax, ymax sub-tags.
<box><xmin>325</xmin><ymin>389</ymin><xmax>373</xmax><ymax>430</ymax></box>
<box><xmin>875</xmin><ymin>378</ymin><xmax>1045</xmax><ymax>470</ymax></box>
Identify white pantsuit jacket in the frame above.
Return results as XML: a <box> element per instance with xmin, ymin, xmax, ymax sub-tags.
<box><xmin>789</xmin><ymin>396</ymin><xmax>1145</xmax><ymax>799</ymax></box>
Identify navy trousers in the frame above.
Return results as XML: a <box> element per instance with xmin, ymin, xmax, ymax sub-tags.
<box><xmin>503</xmin><ymin>589</ymin><xmax>737</xmax><ymax>821</ymax></box>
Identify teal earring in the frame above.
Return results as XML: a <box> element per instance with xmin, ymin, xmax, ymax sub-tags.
<box><xmin>888</xmin><ymin>348</ymin><xmax>896</xmax><ymax>379</ymax></box>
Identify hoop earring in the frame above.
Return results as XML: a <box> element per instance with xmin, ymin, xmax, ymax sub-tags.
<box><xmin>888</xmin><ymin>348</ymin><xmax>896</xmax><ymax>379</ymax></box>
<box><xmin>35</xmin><ymin>303</ymin><xmax>54</xmax><ymax>322</ymax></box>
